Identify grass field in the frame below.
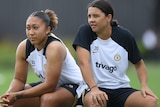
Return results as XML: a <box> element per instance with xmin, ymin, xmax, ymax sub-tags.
<box><xmin>0</xmin><ymin>40</ymin><xmax>160</xmax><ymax>106</ymax></box>
<box><xmin>0</xmin><ymin>61</ymin><xmax>160</xmax><ymax>106</ymax></box>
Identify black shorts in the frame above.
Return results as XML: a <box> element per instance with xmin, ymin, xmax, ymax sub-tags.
<box><xmin>29</xmin><ymin>82</ymin><xmax>79</xmax><ymax>97</ymax></box>
<box><xmin>85</xmin><ymin>87</ymin><xmax>138</xmax><ymax>107</ymax></box>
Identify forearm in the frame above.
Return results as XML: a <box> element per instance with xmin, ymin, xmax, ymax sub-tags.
<box><xmin>80</xmin><ymin>64</ymin><xmax>97</xmax><ymax>89</ymax></box>
<box><xmin>135</xmin><ymin>60</ymin><xmax>148</xmax><ymax>88</ymax></box>
<box><xmin>137</xmin><ymin>69</ymin><xmax>148</xmax><ymax>88</ymax></box>
<box><xmin>76</xmin><ymin>47</ymin><xmax>97</xmax><ymax>89</ymax></box>
<box><xmin>7</xmin><ymin>79</ymin><xmax>25</xmax><ymax>93</ymax></box>
<box><xmin>15</xmin><ymin>82</ymin><xmax>55</xmax><ymax>99</ymax></box>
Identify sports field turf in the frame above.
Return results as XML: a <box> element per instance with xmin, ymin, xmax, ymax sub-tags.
<box><xmin>0</xmin><ymin>61</ymin><xmax>160</xmax><ymax>106</ymax></box>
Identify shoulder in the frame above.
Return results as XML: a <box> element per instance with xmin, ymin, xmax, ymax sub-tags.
<box><xmin>48</xmin><ymin>40</ymin><xmax>63</xmax><ymax>49</ymax></box>
<box><xmin>16</xmin><ymin>39</ymin><xmax>27</xmax><ymax>59</ymax></box>
<box><xmin>46</xmin><ymin>36</ymin><xmax>64</xmax><ymax>51</ymax></box>
<box><xmin>73</xmin><ymin>23</ymin><xmax>97</xmax><ymax>51</ymax></box>
<box><xmin>78</xmin><ymin>23</ymin><xmax>93</xmax><ymax>34</ymax></box>
<box><xmin>111</xmin><ymin>25</ymin><xmax>136</xmax><ymax>45</ymax></box>
<box><xmin>47</xmin><ymin>35</ymin><xmax>61</xmax><ymax>43</ymax></box>
<box><xmin>112</xmin><ymin>25</ymin><xmax>134</xmax><ymax>39</ymax></box>
<box><xmin>79</xmin><ymin>23</ymin><xmax>91</xmax><ymax>29</ymax></box>
<box><xmin>46</xmin><ymin>37</ymin><xmax>66</xmax><ymax>59</ymax></box>
<box><xmin>17</xmin><ymin>39</ymin><xmax>27</xmax><ymax>51</ymax></box>
<box><xmin>77</xmin><ymin>23</ymin><xmax>97</xmax><ymax>39</ymax></box>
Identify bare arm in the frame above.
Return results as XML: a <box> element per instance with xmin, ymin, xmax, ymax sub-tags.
<box><xmin>76</xmin><ymin>46</ymin><xmax>108</xmax><ymax>106</ymax></box>
<box><xmin>0</xmin><ymin>40</ymin><xmax>29</xmax><ymax>106</ymax></box>
<box><xmin>134</xmin><ymin>60</ymin><xmax>148</xmax><ymax>88</ymax></box>
<box><xmin>134</xmin><ymin>59</ymin><xmax>158</xmax><ymax>99</ymax></box>
<box><xmin>1</xmin><ymin>41</ymin><xmax>66</xmax><ymax>106</ymax></box>
<box><xmin>76</xmin><ymin>46</ymin><xmax>96</xmax><ymax>88</ymax></box>
<box><xmin>7</xmin><ymin>39</ymin><xmax>28</xmax><ymax>93</ymax></box>
<box><xmin>15</xmin><ymin>41</ymin><xmax>66</xmax><ymax>98</ymax></box>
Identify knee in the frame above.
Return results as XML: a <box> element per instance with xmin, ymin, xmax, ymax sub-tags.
<box><xmin>41</xmin><ymin>93</ymin><xmax>57</xmax><ymax>106</ymax></box>
<box><xmin>83</xmin><ymin>95</ymin><xmax>92</xmax><ymax>107</ymax></box>
<box><xmin>146</xmin><ymin>96</ymin><xmax>158</xmax><ymax>107</ymax></box>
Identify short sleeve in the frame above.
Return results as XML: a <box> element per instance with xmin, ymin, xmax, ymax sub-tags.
<box><xmin>73</xmin><ymin>24</ymin><xmax>97</xmax><ymax>52</ymax></box>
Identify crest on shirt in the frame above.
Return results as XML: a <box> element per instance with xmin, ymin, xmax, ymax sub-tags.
<box><xmin>92</xmin><ymin>46</ymin><xmax>99</xmax><ymax>53</ymax></box>
<box><xmin>114</xmin><ymin>54</ymin><xmax>121</xmax><ymax>61</ymax></box>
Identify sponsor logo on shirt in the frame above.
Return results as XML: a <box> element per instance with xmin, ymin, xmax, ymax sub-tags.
<box><xmin>95</xmin><ymin>62</ymin><xmax>117</xmax><ymax>73</ymax></box>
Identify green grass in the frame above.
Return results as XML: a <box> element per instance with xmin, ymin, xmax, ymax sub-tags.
<box><xmin>0</xmin><ymin>67</ymin><xmax>39</xmax><ymax>95</ymax></box>
<box><xmin>0</xmin><ymin>62</ymin><xmax>159</xmax><ymax>106</ymax></box>
<box><xmin>127</xmin><ymin>62</ymin><xmax>160</xmax><ymax>98</ymax></box>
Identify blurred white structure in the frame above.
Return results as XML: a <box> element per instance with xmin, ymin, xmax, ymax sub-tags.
<box><xmin>142</xmin><ymin>29</ymin><xmax>157</xmax><ymax>50</ymax></box>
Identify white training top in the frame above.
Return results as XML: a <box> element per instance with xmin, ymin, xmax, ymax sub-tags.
<box><xmin>90</xmin><ymin>37</ymin><xmax>130</xmax><ymax>89</ymax></box>
<box><xmin>73</xmin><ymin>24</ymin><xmax>142</xmax><ymax>89</ymax></box>
<box><xmin>26</xmin><ymin>34</ymin><xmax>87</xmax><ymax>97</ymax></box>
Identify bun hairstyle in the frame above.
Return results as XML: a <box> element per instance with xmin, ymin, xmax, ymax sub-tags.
<box><xmin>44</xmin><ymin>9</ymin><xmax>58</xmax><ymax>30</ymax></box>
<box><xmin>29</xmin><ymin>9</ymin><xmax>58</xmax><ymax>31</ymax></box>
